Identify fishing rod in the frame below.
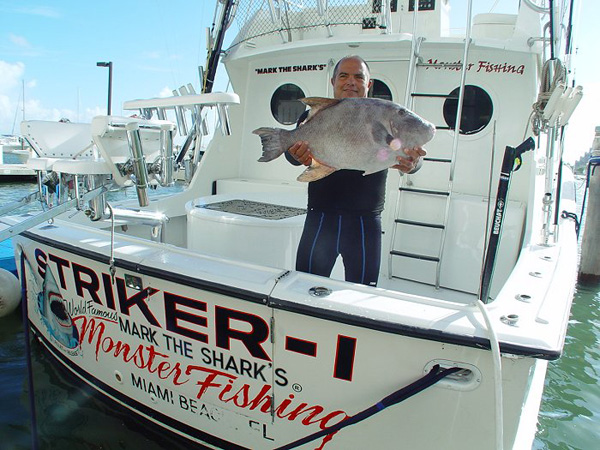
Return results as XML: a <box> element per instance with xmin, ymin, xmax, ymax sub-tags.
<box><xmin>175</xmin><ymin>0</ymin><xmax>236</xmax><ymax>167</ymax></box>
<box><xmin>203</xmin><ymin>0</ymin><xmax>237</xmax><ymax>94</ymax></box>
<box><xmin>479</xmin><ymin>137</ymin><xmax>535</xmax><ymax>303</ymax></box>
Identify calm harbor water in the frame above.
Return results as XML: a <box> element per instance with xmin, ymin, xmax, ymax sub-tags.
<box><xmin>0</xmin><ymin>179</ymin><xmax>598</xmax><ymax>449</ymax></box>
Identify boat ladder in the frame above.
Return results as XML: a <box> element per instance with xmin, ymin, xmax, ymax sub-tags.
<box><xmin>387</xmin><ymin>1</ymin><xmax>475</xmax><ymax>288</ymax></box>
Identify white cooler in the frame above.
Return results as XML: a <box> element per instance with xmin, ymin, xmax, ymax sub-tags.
<box><xmin>186</xmin><ymin>192</ymin><xmax>307</xmax><ymax>270</ymax></box>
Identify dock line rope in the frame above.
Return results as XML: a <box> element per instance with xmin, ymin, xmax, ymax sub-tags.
<box><xmin>474</xmin><ymin>299</ymin><xmax>504</xmax><ymax>450</ymax></box>
<box><xmin>274</xmin><ymin>364</ymin><xmax>461</xmax><ymax>450</ymax></box>
<box><xmin>561</xmin><ymin>211</ymin><xmax>580</xmax><ymax>236</ymax></box>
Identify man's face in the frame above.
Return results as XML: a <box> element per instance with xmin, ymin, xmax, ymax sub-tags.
<box><xmin>331</xmin><ymin>58</ymin><xmax>373</xmax><ymax>99</ymax></box>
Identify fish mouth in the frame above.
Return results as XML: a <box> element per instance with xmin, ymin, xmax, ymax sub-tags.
<box><xmin>416</xmin><ymin>122</ymin><xmax>436</xmax><ymax>146</ymax></box>
<box><xmin>407</xmin><ymin>129</ymin><xmax>436</xmax><ymax>150</ymax></box>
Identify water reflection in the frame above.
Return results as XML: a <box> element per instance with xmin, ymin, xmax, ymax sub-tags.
<box><xmin>0</xmin><ymin>310</ymin><xmax>30</xmax><ymax>450</ymax></box>
<box><xmin>534</xmin><ymin>285</ymin><xmax>600</xmax><ymax>450</ymax></box>
<box><xmin>30</xmin><ymin>334</ymin><xmax>192</xmax><ymax>450</ymax></box>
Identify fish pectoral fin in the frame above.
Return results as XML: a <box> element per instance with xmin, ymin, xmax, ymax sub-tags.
<box><xmin>297</xmin><ymin>160</ymin><xmax>337</xmax><ymax>182</ymax></box>
<box><xmin>300</xmin><ymin>97</ymin><xmax>341</xmax><ymax>122</ymax></box>
<box><xmin>371</xmin><ymin>121</ymin><xmax>394</xmax><ymax>145</ymax></box>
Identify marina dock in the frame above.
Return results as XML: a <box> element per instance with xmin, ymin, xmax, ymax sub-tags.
<box><xmin>0</xmin><ymin>164</ymin><xmax>35</xmax><ymax>182</ymax></box>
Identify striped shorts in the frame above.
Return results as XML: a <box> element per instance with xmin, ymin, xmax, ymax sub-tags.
<box><xmin>295</xmin><ymin>210</ymin><xmax>382</xmax><ymax>286</ymax></box>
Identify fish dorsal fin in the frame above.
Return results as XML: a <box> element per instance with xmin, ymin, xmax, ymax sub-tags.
<box><xmin>297</xmin><ymin>160</ymin><xmax>337</xmax><ymax>182</ymax></box>
<box><xmin>300</xmin><ymin>97</ymin><xmax>341</xmax><ymax>122</ymax></box>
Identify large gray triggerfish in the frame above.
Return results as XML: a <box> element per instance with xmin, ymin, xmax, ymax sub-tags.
<box><xmin>254</xmin><ymin>97</ymin><xmax>435</xmax><ymax>182</ymax></box>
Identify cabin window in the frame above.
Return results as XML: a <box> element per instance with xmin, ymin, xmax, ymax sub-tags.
<box><xmin>443</xmin><ymin>85</ymin><xmax>493</xmax><ymax>135</ymax></box>
<box><xmin>369</xmin><ymin>79</ymin><xmax>393</xmax><ymax>101</ymax></box>
<box><xmin>271</xmin><ymin>84</ymin><xmax>306</xmax><ymax>125</ymax></box>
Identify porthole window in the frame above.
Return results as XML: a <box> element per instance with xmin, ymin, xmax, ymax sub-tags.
<box><xmin>271</xmin><ymin>84</ymin><xmax>306</xmax><ymax>125</ymax></box>
<box><xmin>443</xmin><ymin>85</ymin><xmax>493</xmax><ymax>135</ymax></box>
<box><xmin>369</xmin><ymin>79</ymin><xmax>393</xmax><ymax>101</ymax></box>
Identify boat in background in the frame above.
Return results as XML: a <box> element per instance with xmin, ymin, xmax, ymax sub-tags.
<box><xmin>0</xmin><ymin>1</ymin><xmax>583</xmax><ymax>449</ymax></box>
<box><xmin>0</xmin><ymin>135</ymin><xmax>35</xmax><ymax>181</ymax></box>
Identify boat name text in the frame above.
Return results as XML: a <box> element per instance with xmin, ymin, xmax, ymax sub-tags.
<box><xmin>425</xmin><ymin>59</ymin><xmax>525</xmax><ymax>75</ymax></box>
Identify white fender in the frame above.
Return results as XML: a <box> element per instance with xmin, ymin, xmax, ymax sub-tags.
<box><xmin>0</xmin><ymin>268</ymin><xmax>21</xmax><ymax>318</ymax></box>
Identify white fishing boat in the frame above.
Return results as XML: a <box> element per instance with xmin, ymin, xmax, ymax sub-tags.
<box><xmin>0</xmin><ymin>135</ymin><xmax>35</xmax><ymax>180</ymax></box>
<box><xmin>1</xmin><ymin>135</ymin><xmax>30</xmax><ymax>161</ymax></box>
<box><xmin>0</xmin><ymin>1</ymin><xmax>583</xmax><ymax>449</ymax></box>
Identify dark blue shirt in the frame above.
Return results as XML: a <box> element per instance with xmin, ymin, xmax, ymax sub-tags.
<box><xmin>286</xmin><ymin>110</ymin><xmax>387</xmax><ymax>215</ymax></box>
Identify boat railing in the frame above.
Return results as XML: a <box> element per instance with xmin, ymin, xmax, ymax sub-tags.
<box><xmin>123</xmin><ymin>92</ymin><xmax>238</xmax><ymax>138</ymax></box>
<box><xmin>228</xmin><ymin>0</ymin><xmax>451</xmax><ymax>47</ymax></box>
<box><xmin>0</xmin><ymin>93</ymin><xmax>240</xmax><ymax>244</ymax></box>
<box><xmin>90</xmin><ymin>115</ymin><xmax>176</xmax><ymax>208</ymax></box>
<box><xmin>123</xmin><ymin>91</ymin><xmax>240</xmax><ymax>181</ymax></box>
<box><xmin>230</xmin><ymin>0</ymin><xmax>370</xmax><ymax>47</ymax></box>
<box><xmin>107</xmin><ymin>207</ymin><xmax>170</xmax><ymax>243</ymax></box>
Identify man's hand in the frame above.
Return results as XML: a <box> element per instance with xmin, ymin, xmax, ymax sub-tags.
<box><xmin>288</xmin><ymin>141</ymin><xmax>313</xmax><ymax>166</ymax></box>
<box><xmin>392</xmin><ymin>147</ymin><xmax>426</xmax><ymax>174</ymax></box>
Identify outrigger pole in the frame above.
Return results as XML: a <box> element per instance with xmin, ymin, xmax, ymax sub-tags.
<box><xmin>479</xmin><ymin>137</ymin><xmax>535</xmax><ymax>303</ymax></box>
<box><xmin>203</xmin><ymin>0</ymin><xmax>236</xmax><ymax>94</ymax></box>
<box><xmin>175</xmin><ymin>0</ymin><xmax>236</xmax><ymax>167</ymax></box>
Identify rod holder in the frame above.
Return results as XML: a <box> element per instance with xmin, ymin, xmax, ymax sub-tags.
<box><xmin>141</xmin><ymin>108</ymin><xmax>153</xmax><ymax>120</ymax></box>
<box><xmin>172</xmin><ymin>90</ymin><xmax>188</xmax><ymax>136</ymax></box>
<box><xmin>217</xmin><ymin>103</ymin><xmax>231</xmax><ymax>136</ymax></box>
<box><xmin>201</xmin><ymin>117</ymin><xmax>209</xmax><ymax>136</ymax></box>
<box><xmin>160</xmin><ymin>123</ymin><xmax>175</xmax><ymax>186</ymax></box>
<box><xmin>110</xmin><ymin>208</ymin><xmax>169</xmax><ymax>243</ymax></box>
<box><xmin>87</xmin><ymin>174</ymin><xmax>107</xmax><ymax>220</ymax></box>
<box><xmin>198</xmin><ymin>66</ymin><xmax>205</xmax><ymax>89</ymax></box>
<box><xmin>125</xmin><ymin>122</ymin><xmax>150</xmax><ymax>207</ymax></box>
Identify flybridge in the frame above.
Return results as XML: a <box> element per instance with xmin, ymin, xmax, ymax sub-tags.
<box><xmin>228</xmin><ymin>0</ymin><xmax>450</xmax><ymax>48</ymax></box>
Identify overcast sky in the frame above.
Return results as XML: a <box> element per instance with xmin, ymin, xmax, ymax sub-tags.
<box><xmin>0</xmin><ymin>0</ymin><xmax>597</xmax><ymax>162</ymax></box>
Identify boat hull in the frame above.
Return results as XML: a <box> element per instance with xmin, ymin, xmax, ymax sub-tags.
<box><xmin>13</xmin><ymin>230</ymin><xmax>547</xmax><ymax>450</ymax></box>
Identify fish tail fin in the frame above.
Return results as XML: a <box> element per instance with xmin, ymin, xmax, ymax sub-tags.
<box><xmin>253</xmin><ymin>127</ymin><xmax>286</xmax><ymax>162</ymax></box>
